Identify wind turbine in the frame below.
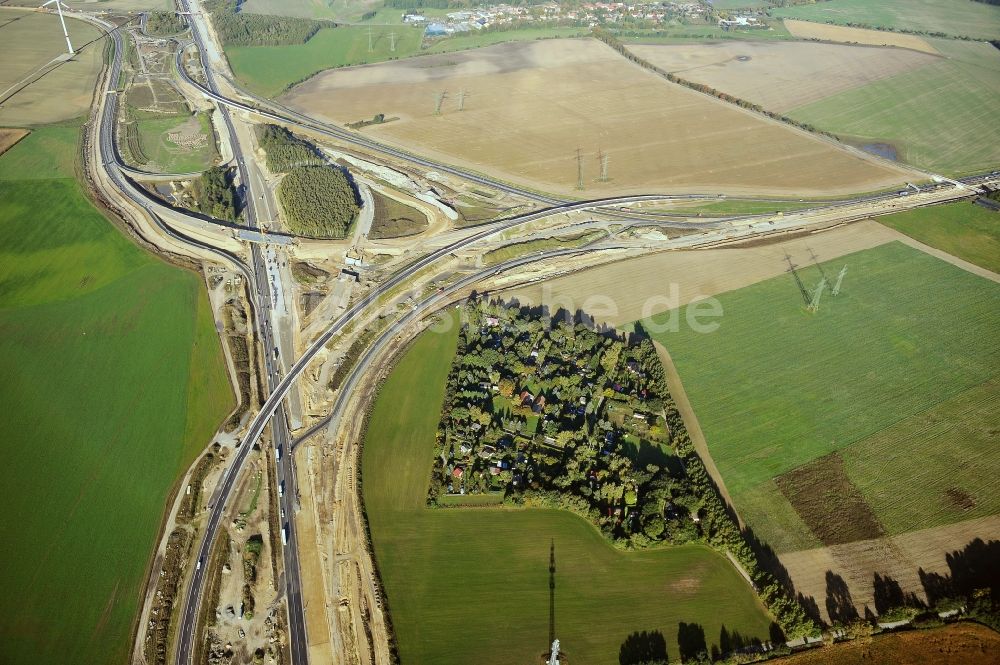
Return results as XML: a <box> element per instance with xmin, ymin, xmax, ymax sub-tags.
<box><xmin>41</xmin><ymin>0</ymin><xmax>75</xmax><ymax>55</ymax></box>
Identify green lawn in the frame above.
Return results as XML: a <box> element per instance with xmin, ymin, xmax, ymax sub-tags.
<box><xmin>228</xmin><ymin>26</ymin><xmax>589</xmax><ymax>98</ymax></box>
<box><xmin>787</xmin><ymin>39</ymin><xmax>1000</xmax><ymax>175</ymax></box>
<box><xmin>877</xmin><ymin>201</ymin><xmax>1000</xmax><ymax>274</ymax></box>
<box><xmin>363</xmin><ymin>313</ymin><xmax>773</xmax><ymax>664</ymax></box>
<box><xmin>643</xmin><ymin>242</ymin><xmax>1000</xmax><ymax>553</ymax></box>
<box><xmin>135</xmin><ymin>112</ymin><xmax>218</xmax><ymax>173</ymax></box>
<box><xmin>0</xmin><ymin>121</ymin><xmax>233</xmax><ymax>665</ymax></box>
<box><xmin>773</xmin><ymin>0</ymin><xmax>1000</xmax><ymax>40</ymax></box>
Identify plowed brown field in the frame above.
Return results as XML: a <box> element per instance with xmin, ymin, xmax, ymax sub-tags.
<box><xmin>282</xmin><ymin>39</ymin><xmax>913</xmax><ymax>197</ymax></box>
<box><xmin>774</xmin><ymin>622</ymin><xmax>1000</xmax><ymax>665</ymax></box>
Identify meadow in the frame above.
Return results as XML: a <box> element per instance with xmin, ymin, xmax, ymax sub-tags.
<box><xmin>283</xmin><ymin>38</ymin><xmax>909</xmax><ymax>197</ymax></box>
<box><xmin>226</xmin><ymin>25</ymin><xmax>587</xmax><ymax>97</ymax></box>
<box><xmin>876</xmin><ymin>201</ymin><xmax>1000</xmax><ymax>274</ymax></box>
<box><xmin>787</xmin><ymin>39</ymin><xmax>1000</xmax><ymax>175</ymax></box>
<box><xmin>362</xmin><ymin>314</ymin><xmax>774</xmax><ymax>665</ymax></box>
<box><xmin>134</xmin><ymin>112</ymin><xmax>219</xmax><ymax>173</ymax></box>
<box><xmin>0</xmin><ymin>122</ymin><xmax>233</xmax><ymax>665</ymax></box>
<box><xmin>643</xmin><ymin>242</ymin><xmax>1000</xmax><ymax>553</ymax></box>
<box><xmin>773</xmin><ymin>0</ymin><xmax>1000</xmax><ymax>41</ymax></box>
<box><xmin>0</xmin><ymin>8</ymin><xmax>104</xmax><ymax>126</ymax></box>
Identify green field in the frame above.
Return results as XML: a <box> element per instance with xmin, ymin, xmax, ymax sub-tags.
<box><xmin>877</xmin><ymin>201</ymin><xmax>1000</xmax><ymax>274</ymax></box>
<box><xmin>227</xmin><ymin>25</ymin><xmax>424</xmax><ymax>97</ymax></box>
<box><xmin>787</xmin><ymin>39</ymin><xmax>1000</xmax><ymax>175</ymax></box>
<box><xmin>773</xmin><ymin>0</ymin><xmax>1000</xmax><ymax>40</ymax></box>
<box><xmin>643</xmin><ymin>242</ymin><xmax>1000</xmax><ymax>553</ymax></box>
<box><xmin>0</xmin><ymin>122</ymin><xmax>233</xmax><ymax>665</ymax></box>
<box><xmin>362</xmin><ymin>314</ymin><xmax>773</xmax><ymax>664</ymax></box>
<box><xmin>228</xmin><ymin>26</ymin><xmax>589</xmax><ymax>97</ymax></box>
<box><xmin>842</xmin><ymin>379</ymin><xmax>1000</xmax><ymax>537</ymax></box>
<box><xmin>135</xmin><ymin>112</ymin><xmax>218</xmax><ymax>173</ymax></box>
<box><xmin>617</xmin><ymin>21</ymin><xmax>793</xmax><ymax>43</ymax></box>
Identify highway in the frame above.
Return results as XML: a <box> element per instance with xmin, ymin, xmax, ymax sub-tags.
<box><xmin>169</xmin><ymin>2</ymin><xmax>310</xmax><ymax>664</ymax></box>
<box><xmin>78</xmin><ymin>7</ymin><xmax>997</xmax><ymax>665</ymax></box>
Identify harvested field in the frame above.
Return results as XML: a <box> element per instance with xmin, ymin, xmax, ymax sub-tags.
<box><xmin>782</xmin><ymin>19</ymin><xmax>938</xmax><ymax>55</ymax></box>
<box><xmin>0</xmin><ymin>8</ymin><xmax>104</xmax><ymax>125</ymax></box>
<box><xmin>0</xmin><ymin>128</ymin><xmax>29</xmax><ymax>156</ymax></box>
<box><xmin>282</xmin><ymin>39</ymin><xmax>912</xmax><ymax>197</ymax></box>
<box><xmin>773</xmin><ymin>622</ymin><xmax>1000</xmax><ymax>665</ymax></box>
<box><xmin>778</xmin><ymin>516</ymin><xmax>1000</xmax><ymax>623</ymax></box>
<box><xmin>628</xmin><ymin>41</ymin><xmax>936</xmax><ymax>112</ymax></box>
<box><xmin>504</xmin><ymin>220</ymin><xmax>903</xmax><ymax>327</ymax></box>
<box><xmin>641</xmin><ymin>242</ymin><xmax>1000</xmax><ymax>556</ymax></box>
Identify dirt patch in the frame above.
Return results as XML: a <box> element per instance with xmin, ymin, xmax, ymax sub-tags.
<box><xmin>773</xmin><ymin>622</ymin><xmax>1000</xmax><ymax>665</ymax></box>
<box><xmin>282</xmin><ymin>39</ymin><xmax>911</xmax><ymax>197</ymax></box>
<box><xmin>945</xmin><ymin>487</ymin><xmax>977</xmax><ymax>512</ymax></box>
<box><xmin>0</xmin><ymin>127</ymin><xmax>29</xmax><ymax>156</ymax></box>
<box><xmin>629</xmin><ymin>41</ymin><xmax>936</xmax><ymax>112</ymax></box>
<box><xmin>778</xmin><ymin>515</ymin><xmax>1000</xmax><ymax>623</ymax></box>
<box><xmin>776</xmin><ymin>454</ymin><xmax>885</xmax><ymax>546</ymax></box>
<box><xmin>783</xmin><ymin>19</ymin><xmax>940</xmax><ymax>55</ymax></box>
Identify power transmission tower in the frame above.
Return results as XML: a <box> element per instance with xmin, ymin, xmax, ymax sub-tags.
<box><xmin>831</xmin><ymin>265</ymin><xmax>848</xmax><ymax>296</ymax></box>
<box><xmin>368</xmin><ymin>24</ymin><xmax>373</xmax><ymax>53</ymax></box>
<box><xmin>575</xmin><ymin>148</ymin><xmax>584</xmax><ymax>190</ymax></box>
<box><xmin>808</xmin><ymin>276</ymin><xmax>828</xmax><ymax>313</ymax></box>
<box><xmin>597</xmin><ymin>149</ymin><xmax>609</xmax><ymax>182</ymax></box>
<box><xmin>388</xmin><ymin>31</ymin><xmax>396</xmax><ymax>52</ymax></box>
<box><xmin>457</xmin><ymin>89</ymin><xmax>466</xmax><ymax>111</ymax></box>
<box><xmin>434</xmin><ymin>90</ymin><xmax>447</xmax><ymax>115</ymax></box>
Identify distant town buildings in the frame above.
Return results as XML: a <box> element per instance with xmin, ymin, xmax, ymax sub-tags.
<box><xmin>416</xmin><ymin>1</ymin><xmax>714</xmax><ymax>38</ymax></box>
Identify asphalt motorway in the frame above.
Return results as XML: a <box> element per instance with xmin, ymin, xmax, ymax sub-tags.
<box><xmin>90</xmin><ymin>9</ymin><xmax>995</xmax><ymax>665</ymax></box>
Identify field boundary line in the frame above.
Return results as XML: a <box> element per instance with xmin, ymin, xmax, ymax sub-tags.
<box><xmin>652</xmin><ymin>340</ymin><xmax>743</xmax><ymax>525</ymax></box>
<box><xmin>885</xmin><ymin>230</ymin><xmax>1000</xmax><ymax>284</ymax></box>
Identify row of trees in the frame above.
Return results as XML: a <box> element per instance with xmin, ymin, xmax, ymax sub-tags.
<box><xmin>593</xmin><ymin>29</ymin><xmax>839</xmax><ymax>140</ymax></box>
<box><xmin>191</xmin><ymin>166</ymin><xmax>236</xmax><ymax>220</ymax></box>
<box><xmin>203</xmin><ymin>0</ymin><xmax>330</xmax><ymax>46</ymax></box>
<box><xmin>278</xmin><ymin>166</ymin><xmax>360</xmax><ymax>238</ymax></box>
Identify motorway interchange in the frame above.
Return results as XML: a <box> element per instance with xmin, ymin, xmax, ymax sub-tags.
<box><xmin>67</xmin><ymin>5</ymin><xmax>1000</xmax><ymax>664</ymax></box>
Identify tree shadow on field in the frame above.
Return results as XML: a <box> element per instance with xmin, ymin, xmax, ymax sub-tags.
<box><xmin>712</xmin><ymin>624</ymin><xmax>763</xmax><ymax>660</ymax></box>
<box><xmin>920</xmin><ymin>538</ymin><xmax>1000</xmax><ymax>605</ymax></box>
<box><xmin>676</xmin><ymin>622</ymin><xmax>708</xmax><ymax>663</ymax></box>
<box><xmin>873</xmin><ymin>572</ymin><xmax>922</xmax><ymax>615</ymax></box>
<box><xmin>824</xmin><ymin>571</ymin><xmax>859</xmax><ymax>624</ymax></box>
<box><xmin>618</xmin><ymin>630</ymin><xmax>668</xmax><ymax>665</ymax></box>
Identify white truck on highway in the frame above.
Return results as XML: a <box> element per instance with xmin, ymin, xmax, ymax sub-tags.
<box><xmin>275</xmin><ymin>444</ymin><xmax>282</xmax><ymax>461</ymax></box>
<box><xmin>281</xmin><ymin>524</ymin><xmax>289</xmax><ymax>546</ymax></box>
